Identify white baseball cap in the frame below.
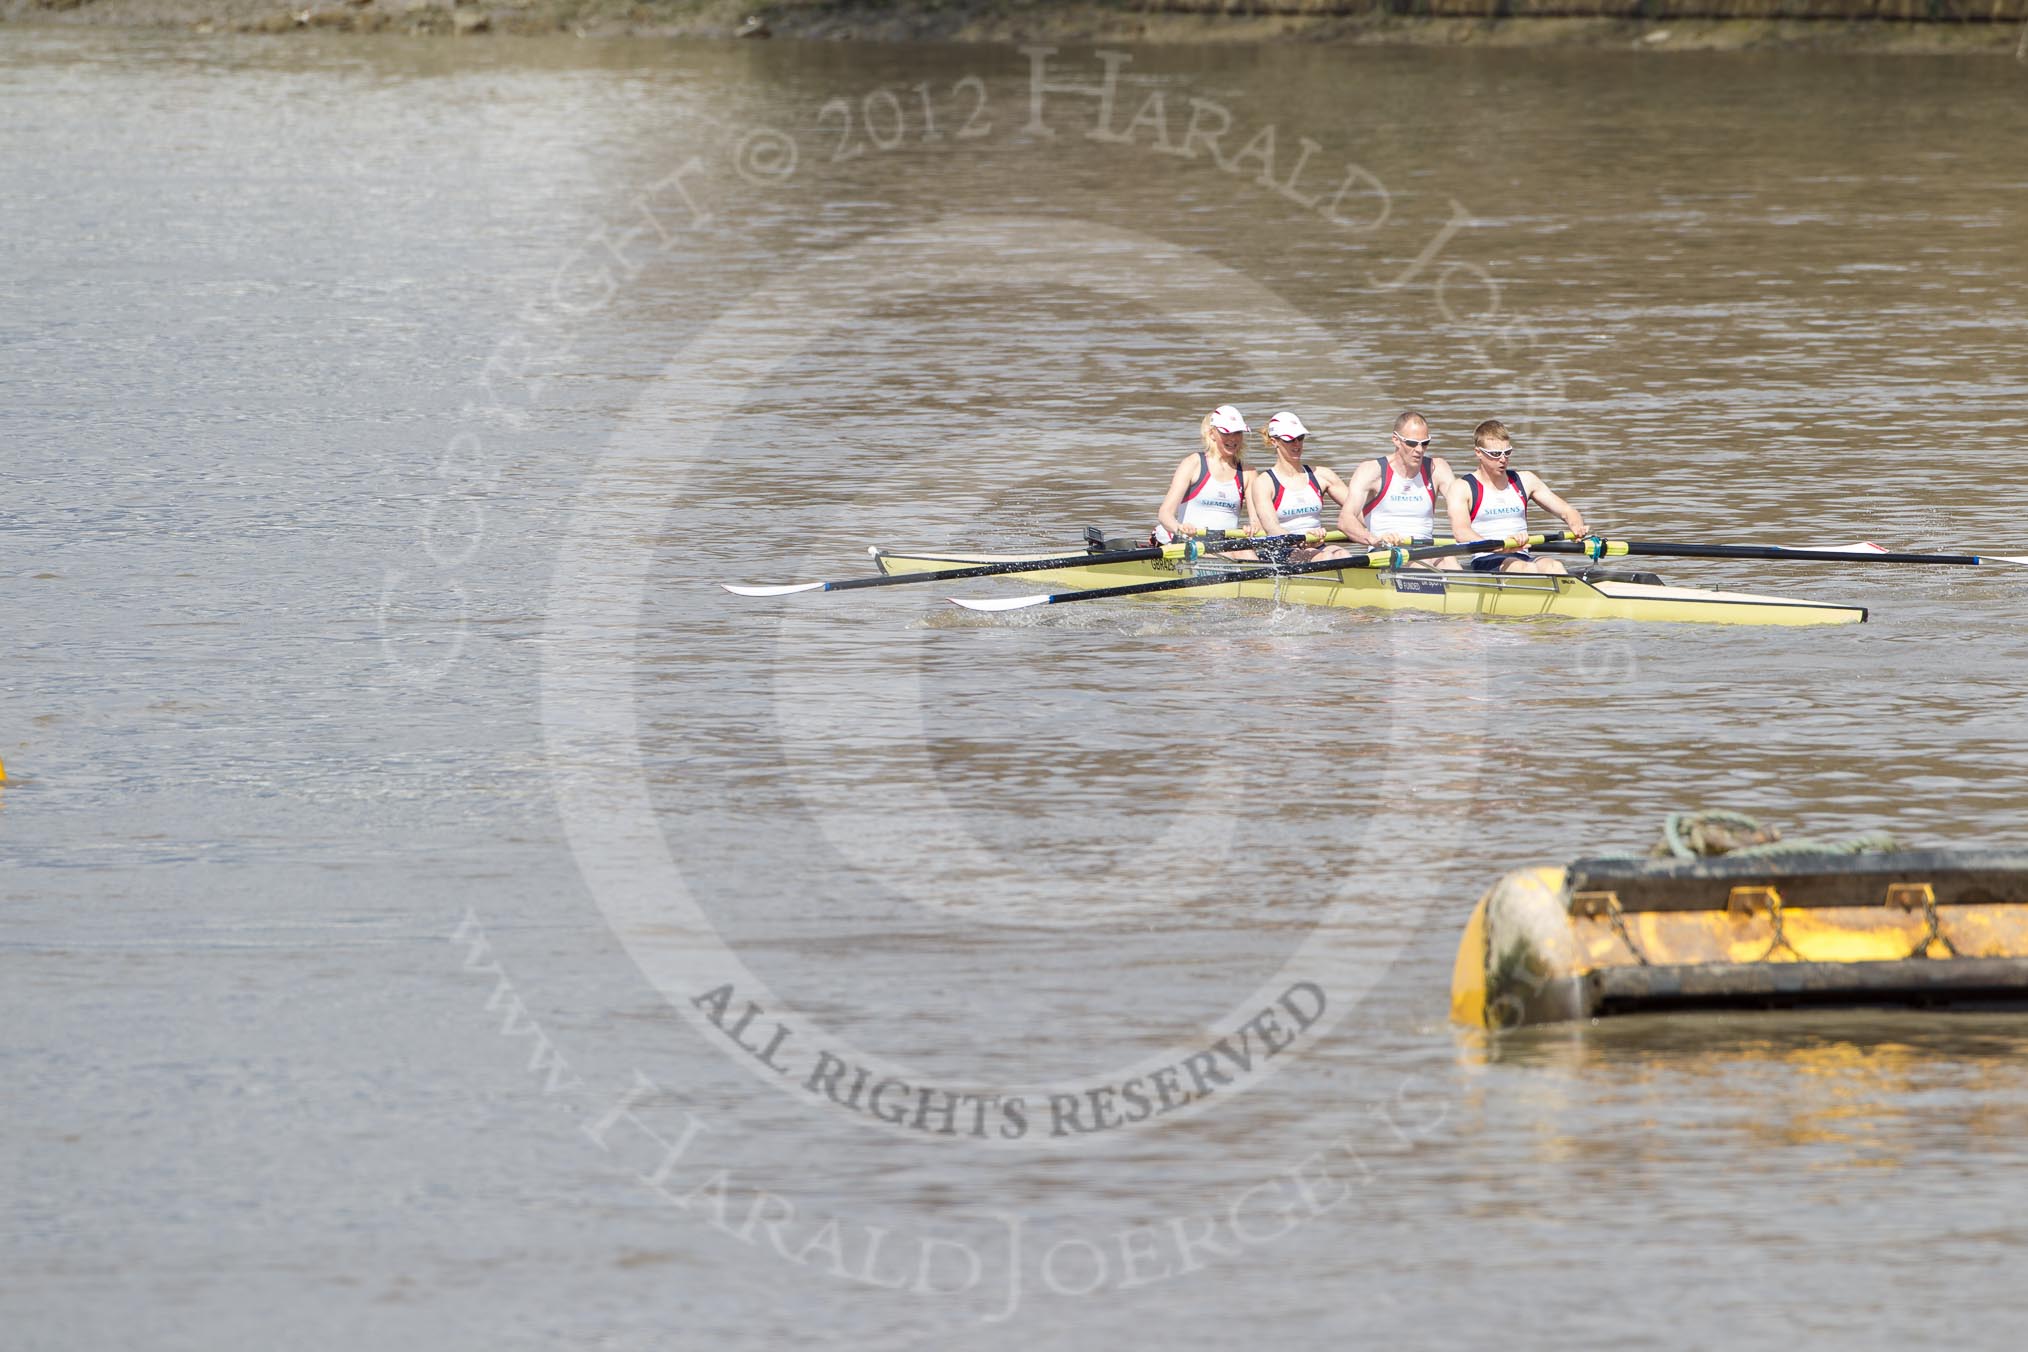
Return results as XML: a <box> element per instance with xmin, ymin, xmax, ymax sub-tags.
<box><xmin>1265</xmin><ymin>411</ymin><xmax>1309</xmax><ymax>441</ymax></box>
<box><xmin>1209</xmin><ymin>404</ymin><xmax>1248</xmax><ymax>434</ymax></box>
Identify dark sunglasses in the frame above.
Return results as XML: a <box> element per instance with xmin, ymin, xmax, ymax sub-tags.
<box><xmin>1396</xmin><ymin>436</ymin><xmax>1431</xmax><ymax>449</ymax></box>
<box><xmin>1479</xmin><ymin>446</ymin><xmax>1514</xmax><ymax>459</ymax></box>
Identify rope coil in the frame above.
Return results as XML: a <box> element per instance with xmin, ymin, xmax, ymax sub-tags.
<box><xmin>1646</xmin><ymin>810</ymin><xmax>1900</xmax><ymax>861</ymax></box>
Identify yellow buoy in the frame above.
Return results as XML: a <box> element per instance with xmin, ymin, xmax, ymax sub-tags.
<box><xmin>1452</xmin><ymin>851</ymin><xmax>2028</xmax><ymax>1030</ymax></box>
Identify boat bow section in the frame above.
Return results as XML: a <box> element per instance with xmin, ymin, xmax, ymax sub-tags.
<box><xmin>1452</xmin><ymin>851</ymin><xmax>2028</xmax><ymax>1029</ymax></box>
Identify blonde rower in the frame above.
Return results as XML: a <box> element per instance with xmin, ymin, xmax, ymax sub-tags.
<box><xmin>1155</xmin><ymin>405</ymin><xmax>1257</xmax><ymax>544</ymax></box>
<box><xmin>1444</xmin><ymin>420</ymin><xmax>1591</xmax><ymax>575</ymax></box>
<box><xmin>1246</xmin><ymin>412</ymin><xmax>1352</xmax><ymax>561</ymax></box>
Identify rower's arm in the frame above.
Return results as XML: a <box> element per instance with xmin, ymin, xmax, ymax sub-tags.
<box><xmin>1428</xmin><ymin>456</ymin><xmax>1458</xmax><ymax>497</ymax></box>
<box><xmin>1155</xmin><ymin>456</ymin><xmax>1201</xmax><ymax>538</ymax></box>
<box><xmin>1443</xmin><ymin>479</ymin><xmax>1482</xmax><ymax>543</ymax></box>
<box><xmin>1522</xmin><ymin>473</ymin><xmax>1590</xmax><ymax>539</ymax></box>
<box><xmin>1245</xmin><ymin>473</ymin><xmax>1278</xmax><ymax>537</ymax></box>
<box><xmin>1334</xmin><ymin>464</ymin><xmax>1382</xmax><ymax>547</ymax></box>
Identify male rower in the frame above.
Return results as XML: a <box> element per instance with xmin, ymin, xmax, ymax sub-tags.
<box><xmin>1336</xmin><ymin>409</ymin><xmax>1460</xmax><ymax>568</ymax></box>
<box><xmin>1443</xmin><ymin>420</ymin><xmax>1591</xmax><ymax>574</ymax></box>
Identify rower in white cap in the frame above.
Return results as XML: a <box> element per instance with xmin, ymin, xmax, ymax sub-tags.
<box><xmin>1154</xmin><ymin>404</ymin><xmax>1258</xmax><ymax>545</ymax></box>
<box><xmin>1247</xmin><ymin>411</ymin><xmax>1352</xmax><ymax>561</ymax></box>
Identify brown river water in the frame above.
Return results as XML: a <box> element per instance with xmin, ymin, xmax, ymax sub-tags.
<box><xmin>5</xmin><ymin>27</ymin><xmax>2028</xmax><ymax>1348</ymax></box>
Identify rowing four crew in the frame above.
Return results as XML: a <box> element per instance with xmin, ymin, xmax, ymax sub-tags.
<box><xmin>1157</xmin><ymin>407</ymin><xmax>1589</xmax><ymax>574</ymax></box>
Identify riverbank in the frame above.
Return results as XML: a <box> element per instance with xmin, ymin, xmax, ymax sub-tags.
<box><xmin>5</xmin><ymin>0</ymin><xmax>2026</xmax><ymax>53</ymax></box>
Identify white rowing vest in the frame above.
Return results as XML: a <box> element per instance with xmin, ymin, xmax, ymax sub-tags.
<box><xmin>1362</xmin><ymin>456</ymin><xmax>1436</xmax><ymax>541</ymax></box>
<box><xmin>1263</xmin><ymin>465</ymin><xmax>1327</xmax><ymax>534</ymax></box>
<box><xmin>1178</xmin><ymin>452</ymin><xmax>1246</xmax><ymax>532</ymax></box>
<box><xmin>1465</xmin><ymin>470</ymin><xmax>1529</xmax><ymax>542</ymax></box>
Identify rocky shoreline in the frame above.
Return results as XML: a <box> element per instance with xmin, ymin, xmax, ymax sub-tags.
<box><xmin>5</xmin><ymin>0</ymin><xmax>2026</xmax><ymax>52</ymax></box>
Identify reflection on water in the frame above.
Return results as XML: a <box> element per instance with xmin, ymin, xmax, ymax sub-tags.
<box><xmin>1461</xmin><ymin>1012</ymin><xmax>2028</xmax><ymax>1176</ymax></box>
<box><xmin>6</xmin><ymin>25</ymin><xmax>2028</xmax><ymax>1350</ymax></box>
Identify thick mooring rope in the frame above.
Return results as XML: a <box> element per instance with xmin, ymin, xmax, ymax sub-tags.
<box><xmin>1652</xmin><ymin>810</ymin><xmax>1899</xmax><ymax>860</ymax></box>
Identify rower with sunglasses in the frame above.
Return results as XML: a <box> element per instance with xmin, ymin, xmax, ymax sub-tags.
<box><xmin>1335</xmin><ymin>410</ymin><xmax>1461</xmax><ymax>568</ymax></box>
<box><xmin>1443</xmin><ymin>419</ymin><xmax>1591</xmax><ymax>575</ymax></box>
<box><xmin>1246</xmin><ymin>411</ymin><xmax>1352</xmax><ymax>561</ymax></box>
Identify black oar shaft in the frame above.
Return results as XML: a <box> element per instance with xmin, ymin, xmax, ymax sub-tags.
<box><xmin>1535</xmin><ymin>540</ymin><xmax>1986</xmax><ymax>566</ymax></box>
<box><xmin>839</xmin><ymin>532</ymin><xmax>1264</xmax><ymax>590</ymax></box>
<box><xmin>727</xmin><ymin>529</ymin><xmax>1346</xmax><ymax>596</ymax></box>
<box><xmin>834</xmin><ymin>548</ymin><xmax>1168</xmax><ymax>591</ymax></box>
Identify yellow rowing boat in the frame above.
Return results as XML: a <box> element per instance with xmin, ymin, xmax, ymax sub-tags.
<box><xmin>871</xmin><ymin>545</ymin><xmax>1867</xmax><ymax>626</ymax></box>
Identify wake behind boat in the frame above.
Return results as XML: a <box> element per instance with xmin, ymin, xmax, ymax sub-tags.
<box><xmin>870</xmin><ymin>535</ymin><xmax>1870</xmax><ymax>627</ymax></box>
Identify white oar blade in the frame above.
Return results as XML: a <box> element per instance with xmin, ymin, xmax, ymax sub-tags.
<box><xmin>1797</xmin><ymin>542</ymin><xmax>2028</xmax><ymax>565</ymax></box>
<box><xmin>722</xmin><ymin>581</ymin><xmax>827</xmax><ymax>597</ymax></box>
<box><xmin>950</xmin><ymin>594</ymin><xmax>1051</xmax><ymax>612</ymax></box>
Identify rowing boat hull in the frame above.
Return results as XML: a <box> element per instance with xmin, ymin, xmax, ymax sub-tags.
<box><xmin>871</xmin><ymin>549</ymin><xmax>1868</xmax><ymax>626</ymax></box>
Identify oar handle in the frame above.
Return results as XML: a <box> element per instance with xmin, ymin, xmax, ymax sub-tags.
<box><xmin>1221</xmin><ymin>530</ymin><xmax>1560</xmax><ymax>585</ymax></box>
<box><xmin>962</xmin><ymin>532</ymin><xmax>1558</xmax><ymax>610</ymax></box>
<box><xmin>1168</xmin><ymin>528</ymin><xmax>1348</xmax><ymax>548</ymax></box>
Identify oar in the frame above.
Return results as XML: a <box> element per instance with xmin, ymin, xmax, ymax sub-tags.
<box><xmin>1534</xmin><ymin>538</ymin><xmax>2028</xmax><ymax>567</ymax></box>
<box><xmin>722</xmin><ymin>530</ymin><xmax>1346</xmax><ymax>596</ymax></box>
<box><xmin>953</xmin><ymin>533</ymin><xmax>1562</xmax><ymax>612</ymax></box>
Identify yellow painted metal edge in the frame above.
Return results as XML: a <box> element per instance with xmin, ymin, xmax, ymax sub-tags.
<box><xmin>1449</xmin><ymin>894</ymin><xmax>1490</xmax><ymax>1028</ymax></box>
<box><xmin>1453</xmin><ymin>861</ymin><xmax>2028</xmax><ymax>1029</ymax></box>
